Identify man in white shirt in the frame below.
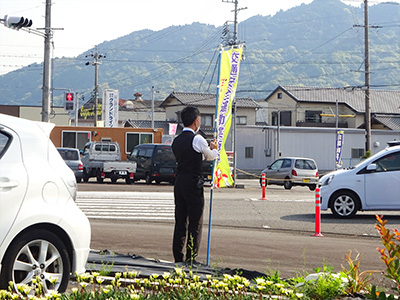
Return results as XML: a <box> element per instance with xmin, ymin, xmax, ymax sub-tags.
<box><xmin>171</xmin><ymin>106</ymin><xmax>217</xmax><ymax>264</ymax></box>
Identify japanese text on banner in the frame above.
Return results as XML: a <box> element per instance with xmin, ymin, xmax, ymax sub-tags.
<box><xmin>213</xmin><ymin>46</ymin><xmax>243</xmax><ymax>188</ymax></box>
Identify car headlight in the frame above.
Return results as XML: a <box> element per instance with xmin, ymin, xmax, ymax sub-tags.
<box><xmin>319</xmin><ymin>174</ymin><xmax>335</xmax><ymax>186</ymax></box>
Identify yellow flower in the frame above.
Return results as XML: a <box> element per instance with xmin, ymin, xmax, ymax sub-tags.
<box><xmin>255</xmin><ymin>278</ymin><xmax>265</xmax><ymax>286</ymax></box>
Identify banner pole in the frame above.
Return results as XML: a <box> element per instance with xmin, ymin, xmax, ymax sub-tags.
<box><xmin>206</xmin><ymin>46</ymin><xmax>223</xmax><ymax>266</ymax></box>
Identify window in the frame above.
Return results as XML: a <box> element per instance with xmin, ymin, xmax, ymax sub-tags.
<box><xmin>154</xmin><ymin>146</ymin><xmax>175</xmax><ymax>163</ymax></box>
<box><xmin>201</xmin><ymin>114</ymin><xmax>213</xmax><ymax>127</ymax></box>
<box><xmin>126</xmin><ymin>133</ymin><xmax>153</xmax><ymax>154</ymax></box>
<box><xmin>245</xmin><ymin>147</ymin><xmax>253</xmax><ymax>158</ymax></box>
<box><xmin>352</xmin><ymin>148</ymin><xmax>365</xmax><ymax>158</ymax></box>
<box><xmin>62</xmin><ymin>131</ymin><xmax>91</xmax><ymax>150</ymax></box>
<box><xmin>270</xmin><ymin>159</ymin><xmax>284</xmax><ymax>170</ymax></box>
<box><xmin>0</xmin><ymin>132</ymin><xmax>11</xmax><ymax>159</ymax></box>
<box><xmin>374</xmin><ymin>151</ymin><xmax>400</xmax><ymax>172</ymax></box>
<box><xmin>236</xmin><ymin>116</ymin><xmax>247</xmax><ymax>125</ymax></box>
<box><xmin>295</xmin><ymin>159</ymin><xmax>317</xmax><ymax>170</ymax></box>
<box><xmin>94</xmin><ymin>144</ymin><xmax>116</xmax><ymax>152</ymax></box>
<box><xmin>271</xmin><ymin>111</ymin><xmax>292</xmax><ymax>126</ymax></box>
<box><xmin>277</xmin><ymin>92</ymin><xmax>283</xmax><ymax>99</ymax></box>
<box><xmin>305</xmin><ymin>111</ymin><xmax>322</xmax><ymax>123</ymax></box>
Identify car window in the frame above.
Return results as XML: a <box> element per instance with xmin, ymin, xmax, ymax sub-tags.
<box><xmin>0</xmin><ymin>132</ymin><xmax>11</xmax><ymax>158</ymax></box>
<box><xmin>295</xmin><ymin>159</ymin><xmax>317</xmax><ymax>170</ymax></box>
<box><xmin>270</xmin><ymin>159</ymin><xmax>284</xmax><ymax>170</ymax></box>
<box><xmin>137</xmin><ymin>148</ymin><xmax>147</xmax><ymax>157</ymax></box>
<box><xmin>131</xmin><ymin>148</ymin><xmax>139</xmax><ymax>158</ymax></box>
<box><xmin>374</xmin><ymin>151</ymin><xmax>400</xmax><ymax>172</ymax></box>
<box><xmin>94</xmin><ymin>144</ymin><xmax>117</xmax><ymax>152</ymax></box>
<box><xmin>83</xmin><ymin>146</ymin><xmax>89</xmax><ymax>156</ymax></box>
<box><xmin>282</xmin><ymin>159</ymin><xmax>292</xmax><ymax>168</ymax></box>
<box><xmin>58</xmin><ymin>149</ymin><xmax>79</xmax><ymax>160</ymax></box>
<box><xmin>145</xmin><ymin>149</ymin><xmax>153</xmax><ymax>158</ymax></box>
<box><xmin>154</xmin><ymin>147</ymin><xmax>175</xmax><ymax>163</ymax></box>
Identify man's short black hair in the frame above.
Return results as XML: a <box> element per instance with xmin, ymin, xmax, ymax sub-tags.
<box><xmin>181</xmin><ymin>106</ymin><xmax>200</xmax><ymax>127</ymax></box>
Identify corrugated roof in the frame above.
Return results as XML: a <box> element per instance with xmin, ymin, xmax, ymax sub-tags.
<box><xmin>124</xmin><ymin>120</ymin><xmax>172</xmax><ymax>132</ymax></box>
<box><xmin>374</xmin><ymin>114</ymin><xmax>400</xmax><ymax>130</ymax></box>
<box><xmin>161</xmin><ymin>91</ymin><xmax>260</xmax><ymax>108</ymax></box>
<box><xmin>278</xmin><ymin>85</ymin><xmax>400</xmax><ymax>114</ymax></box>
<box><xmin>120</xmin><ymin>99</ymin><xmax>165</xmax><ymax>112</ymax></box>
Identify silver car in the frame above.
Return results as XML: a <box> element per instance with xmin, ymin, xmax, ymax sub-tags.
<box><xmin>260</xmin><ymin>157</ymin><xmax>319</xmax><ymax>190</ymax></box>
<box><xmin>57</xmin><ymin>147</ymin><xmax>83</xmax><ymax>183</ymax></box>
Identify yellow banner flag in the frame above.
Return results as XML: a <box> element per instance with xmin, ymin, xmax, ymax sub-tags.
<box><xmin>213</xmin><ymin>46</ymin><xmax>243</xmax><ymax>188</ymax></box>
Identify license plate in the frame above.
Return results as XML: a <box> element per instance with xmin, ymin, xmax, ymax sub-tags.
<box><xmin>119</xmin><ymin>171</ymin><xmax>127</xmax><ymax>175</ymax></box>
<box><xmin>302</xmin><ymin>178</ymin><xmax>310</xmax><ymax>183</ymax></box>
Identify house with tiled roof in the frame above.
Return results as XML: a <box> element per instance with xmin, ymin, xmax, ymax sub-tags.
<box><xmin>160</xmin><ymin>91</ymin><xmax>261</xmax><ymax>137</ymax></box>
<box><xmin>263</xmin><ymin>86</ymin><xmax>400</xmax><ymax>130</ymax></box>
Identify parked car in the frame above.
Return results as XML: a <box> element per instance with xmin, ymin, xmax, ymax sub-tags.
<box><xmin>320</xmin><ymin>142</ymin><xmax>400</xmax><ymax>218</ymax></box>
<box><xmin>57</xmin><ymin>147</ymin><xmax>83</xmax><ymax>182</ymax></box>
<box><xmin>81</xmin><ymin>140</ymin><xmax>136</xmax><ymax>184</ymax></box>
<box><xmin>260</xmin><ymin>157</ymin><xmax>319</xmax><ymax>190</ymax></box>
<box><xmin>128</xmin><ymin>144</ymin><xmax>177</xmax><ymax>184</ymax></box>
<box><xmin>0</xmin><ymin>114</ymin><xmax>91</xmax><ymax>293</ymax></box>
<box><xmin>202</xmin><ymin>160</ymin><xmax>214</xmax><ymax>182</ymax></box>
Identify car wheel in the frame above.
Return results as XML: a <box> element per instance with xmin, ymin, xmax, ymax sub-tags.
<box><xmin>83</xmin><ymin>169</ymin><xmax>89</xmax><ymax>183</ymax></box>
<box><xmin>330</xmin><ymin>191</ymin><xmax>359</xmax><ymax>218</ymax></box>
<box><xmin>0</xmin><ymin>229</ymin><xmax>71</xmax><ymax>293</ymax></box>
<box><xmin>309</xmin><ymin>184</ymin><xmax>316</xmax><ymax>191</ymax></box>
<box><xmin>96</xmin><ymin>171</ymin><xmax>103</xmax><ymax>183</ymax></box>
<box><xmin>283</xmin><ymin>178</ymin><xmax>292</xmax><ymax>190</ymax></box>
<box><xmin>126</xmin><ymin>177</ymin><xmax>133</xmax><ymax>184</ymax></box>
<box><xmin>145</xmin><ymin>174</ymin><xmax>152</xmax><ymax>184</ymax></box>
<box><xmin>76</xmin><ymin>177</ymin><xmax>82</xmax><ymax>183</ymax></box>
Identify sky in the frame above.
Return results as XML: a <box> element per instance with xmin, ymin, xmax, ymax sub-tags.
<box><xmin>0</xmin><ymin>0</ymin><xmax>368</xmax><ymax>76</ymax></box>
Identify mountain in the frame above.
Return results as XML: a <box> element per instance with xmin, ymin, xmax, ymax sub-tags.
<box><xmin>2</xmin><ymin>0</ymin><xmax>400</xmax><ymax>107</ymax></box>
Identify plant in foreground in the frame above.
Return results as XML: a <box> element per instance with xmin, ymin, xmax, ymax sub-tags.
<box><xmin>375</xmin><ymin>215</ymin><xmax>400</xmax><ymax>293</ymax></box>
<box><xmin>341</xmin><ymin>251</ymin><xmax>375</xmax><ymax>295</ymax></box>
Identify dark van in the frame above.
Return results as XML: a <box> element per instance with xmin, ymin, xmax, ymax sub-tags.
<box><xmin>128</xmin><ymin>144</ymin><xmax>177</xmax><ymax>184</ymax></box>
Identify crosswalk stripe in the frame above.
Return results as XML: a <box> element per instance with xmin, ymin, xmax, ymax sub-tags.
<box><xmin>76</xmin><ymin>192</ymin><xmax>175</xmax><ymax>220</ymax></box>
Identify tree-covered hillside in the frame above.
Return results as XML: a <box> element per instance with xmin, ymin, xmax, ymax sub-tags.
<box><xmin>1</xmin><ymin>0</ymin><xmax>400</xmax><ymax>107</ymax></box>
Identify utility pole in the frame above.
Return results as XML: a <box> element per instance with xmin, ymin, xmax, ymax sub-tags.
<box><xmin>86</xmin><ymin>48</ymin><xmax>105</xmax><ymax>127</ymax></box>
<box><xmin>364</xmin><ymin>0</ymin><xmax>371</xmax><ymax>153</ymax></box>
<box><xmin>41</xmin><ymin>0</ymin><xmax>52</xmax><ymax>122</ymax></box>
<box><xmin>151</xmin><ymin>86</ymin><xmax>155</xmax><ymax>129</ymax></box>
<box><xmin>222</xmin><ymin>0</ymin><xmax>247</xmax><ymax>46</ymax></box>
<box><xmin>222</xmin><ymin>0</ymin><xmax>246</xmax><ymax>188</ymax></box>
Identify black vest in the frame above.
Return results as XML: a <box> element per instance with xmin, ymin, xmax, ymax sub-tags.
<box><xmin>172</xmin><ymin>131</ymin><xmax>203</xmax><ymax>176</ymax></box>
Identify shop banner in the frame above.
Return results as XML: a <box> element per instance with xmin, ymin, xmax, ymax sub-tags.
<box><xmin>336</xmin><ymin>130</ymin><xmax>344</xmax><ymax>169</ymax></box>
<box><xmin>213</xmin><ymin>46</ymin><xmax>243</xmax><ymax>188</ymax></box>
<box><xmin>103</xmin><ymin>89</ymin><xmax>119</xmax><ymax>127</ymax></box>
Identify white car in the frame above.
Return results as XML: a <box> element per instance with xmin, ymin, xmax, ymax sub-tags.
<box><xmin>320</xmin><ymin>142</ymin><xmax>400</xmax><ymax>218</ymax></box>
<box><xmin>0</xmin><ymin>114</ymin><xmax>91</xmax><ymax>293</ymax></box>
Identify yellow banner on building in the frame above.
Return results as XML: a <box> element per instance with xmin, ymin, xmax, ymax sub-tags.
<box><xmin>213</xmin><ymin>46</ymin><xmax>244</xmax><ymax>188</ymax></box>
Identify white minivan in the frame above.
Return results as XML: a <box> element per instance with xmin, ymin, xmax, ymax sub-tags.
<box><xmin>0</xmin><ymin>114</ymin><xmax>91</xmax><ymax>293</ymax></box>
<box><xmin>320</xmin><ymin>142</ymin><xmax>400</xmax><ymax>218</ymax></box>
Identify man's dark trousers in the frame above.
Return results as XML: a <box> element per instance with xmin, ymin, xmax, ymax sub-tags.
<box><xmin>173</xmin><ymin>174</ymin><xmax>204</xmax><ymax>263</ymax></box>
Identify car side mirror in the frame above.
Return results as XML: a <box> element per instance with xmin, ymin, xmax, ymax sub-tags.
<box><xmin>366</xmin><ymin>164</ymin><xmax>377</xmax><ymax>171</ymax></box>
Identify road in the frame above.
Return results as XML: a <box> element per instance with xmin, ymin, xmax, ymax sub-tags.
<box><xmin>77</xmin><ymin>179</ymin><xmax>400</xmax><ymax>288</ymax></box>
